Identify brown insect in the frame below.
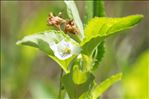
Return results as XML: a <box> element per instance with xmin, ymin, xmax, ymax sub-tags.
<box><xmin>64</xmin><ymin>20</ymin><xmax>80</xmax><ymax>35</ymax></box>
<box><xmin>47</xmin><ymin>12</ymin><xmax>66</xmax><ymax>30</ymax></box>
<box><xmin>47</xmin><ymin>12</ymin><xmax>80</xmax><ymax>35</ymax></box>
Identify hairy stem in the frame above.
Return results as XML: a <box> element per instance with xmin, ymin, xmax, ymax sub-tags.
<box><xmin>59</xmin><ymin>68</ymin><xmax>63</xmax><ymax>99</ymax></box>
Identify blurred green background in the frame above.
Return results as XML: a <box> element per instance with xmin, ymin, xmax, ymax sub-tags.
<box><xmin>1</xmin><ymin>1</ymin><xmax>149</xmax><ymax>99</ymax></box>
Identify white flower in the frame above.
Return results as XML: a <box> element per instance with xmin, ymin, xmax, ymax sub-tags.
<box><xmin>49</xmin><ymin>39</ymin><xmax>81</xmax><ymax>60</ymax></box>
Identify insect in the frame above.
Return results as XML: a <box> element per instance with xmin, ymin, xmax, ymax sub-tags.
<box><xmin>64</xmin><ymin>20</ymin><xmax>80</xmax><ymax>35</ymax></box>
<box><xmin>47</xmin><ymin>12</ymin><xmax>80</xmax><ymax>35</ymax></box>
<box><xmin>47</xmin><ymin>12</ymin><xmax>66</xmax><ymax>30</ymax></box>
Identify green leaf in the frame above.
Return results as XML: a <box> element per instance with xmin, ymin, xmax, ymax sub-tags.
<box><xmin>82</xmin><ymin>36</ymin><xmax>104</xmax><ymax>56</ymax></box>
<box><xmin>82</xmin><ymin>15</ymin><xmax>143</xmax><ymax>56</ymax></box>
<box><xmin>92</xmin><ymin>41</ymin><xmax>105</xmax><ymax>71</ymax></box>
<box><xmin>62</xmin><ymin>72</ymin><xmax>95</xmax><ymax>98</ymax></box>
<box><xmin>49</xmin><ymin>56</ymin><xmax>75</xmax><ymax>73</ymax></box>
<box><xmin>85</xmin><ymin>15</ymin><xmax>143</xmax><ymax>42</ymax></box>
<box><xmin>84</xmin><ymin>0</ymin><xmax>105</xmax><ymax>24</ymax></box>
<box><xmin>16</xmin><ymin>30</ymin><xmax>67</xmax><ymax>55</ymax></box>
<box><xmin>16</xmin><ymin>30</ymin><xmax>81</xmax><ymax>73</ymax></box>
<box><xmin>79</xmin><ymin>81</ymin><xmax>97</xmax><ymax>99</ymax></box>
<box><xmin>80</xmin><ymin>54</ymin><xmax>93</xmax><ymax>72</ymax></box>
<box><xmin>64</xmin><ymin>0</ymin><xmax>84</xmax><ymax>40</ymax></box>
<box><xmin>91</xmin><ymin>73</ymin><xmax>122</xmax><ymax>98</ymax></box>
<box><xmin>72</xmin><ymin>65</ymin><xmax>88</xmax><ymax>84</ymax></box>
<box><xmin>93</xmin><ymin>0</ymin><xmax>106</xmax><ymax>17</ymax></box>
<box><xmin>84</xmin><ymin>1</ymin><xmax>94</xmax><ymax>24</ymax></box>
<box><xmin>79</xmin><ymin>92</ymin><xmax>91</xmax><ymax>99</ymax></box>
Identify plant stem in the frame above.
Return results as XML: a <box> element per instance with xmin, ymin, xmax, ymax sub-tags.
<box><xmin>59</xmin><ymin>68</ymin><xmax>63</xmax><ymax>99</ymax></box>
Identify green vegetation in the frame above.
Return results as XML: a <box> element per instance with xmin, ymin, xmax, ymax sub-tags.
<box><xmin>1</xmin><ymin>1</ymin><xmax>148</xmax><ymax>99</ymax></box>
<box><xmin>16</xmin><ymin>1</ymin><xmax>143</xmax><ymax>98</ymax></box>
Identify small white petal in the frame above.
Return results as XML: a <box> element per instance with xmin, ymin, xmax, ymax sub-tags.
<box><xmin>48</xmin><ymin>39</ymin><xmax>81</xmax><ymax>60</ymax></box>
